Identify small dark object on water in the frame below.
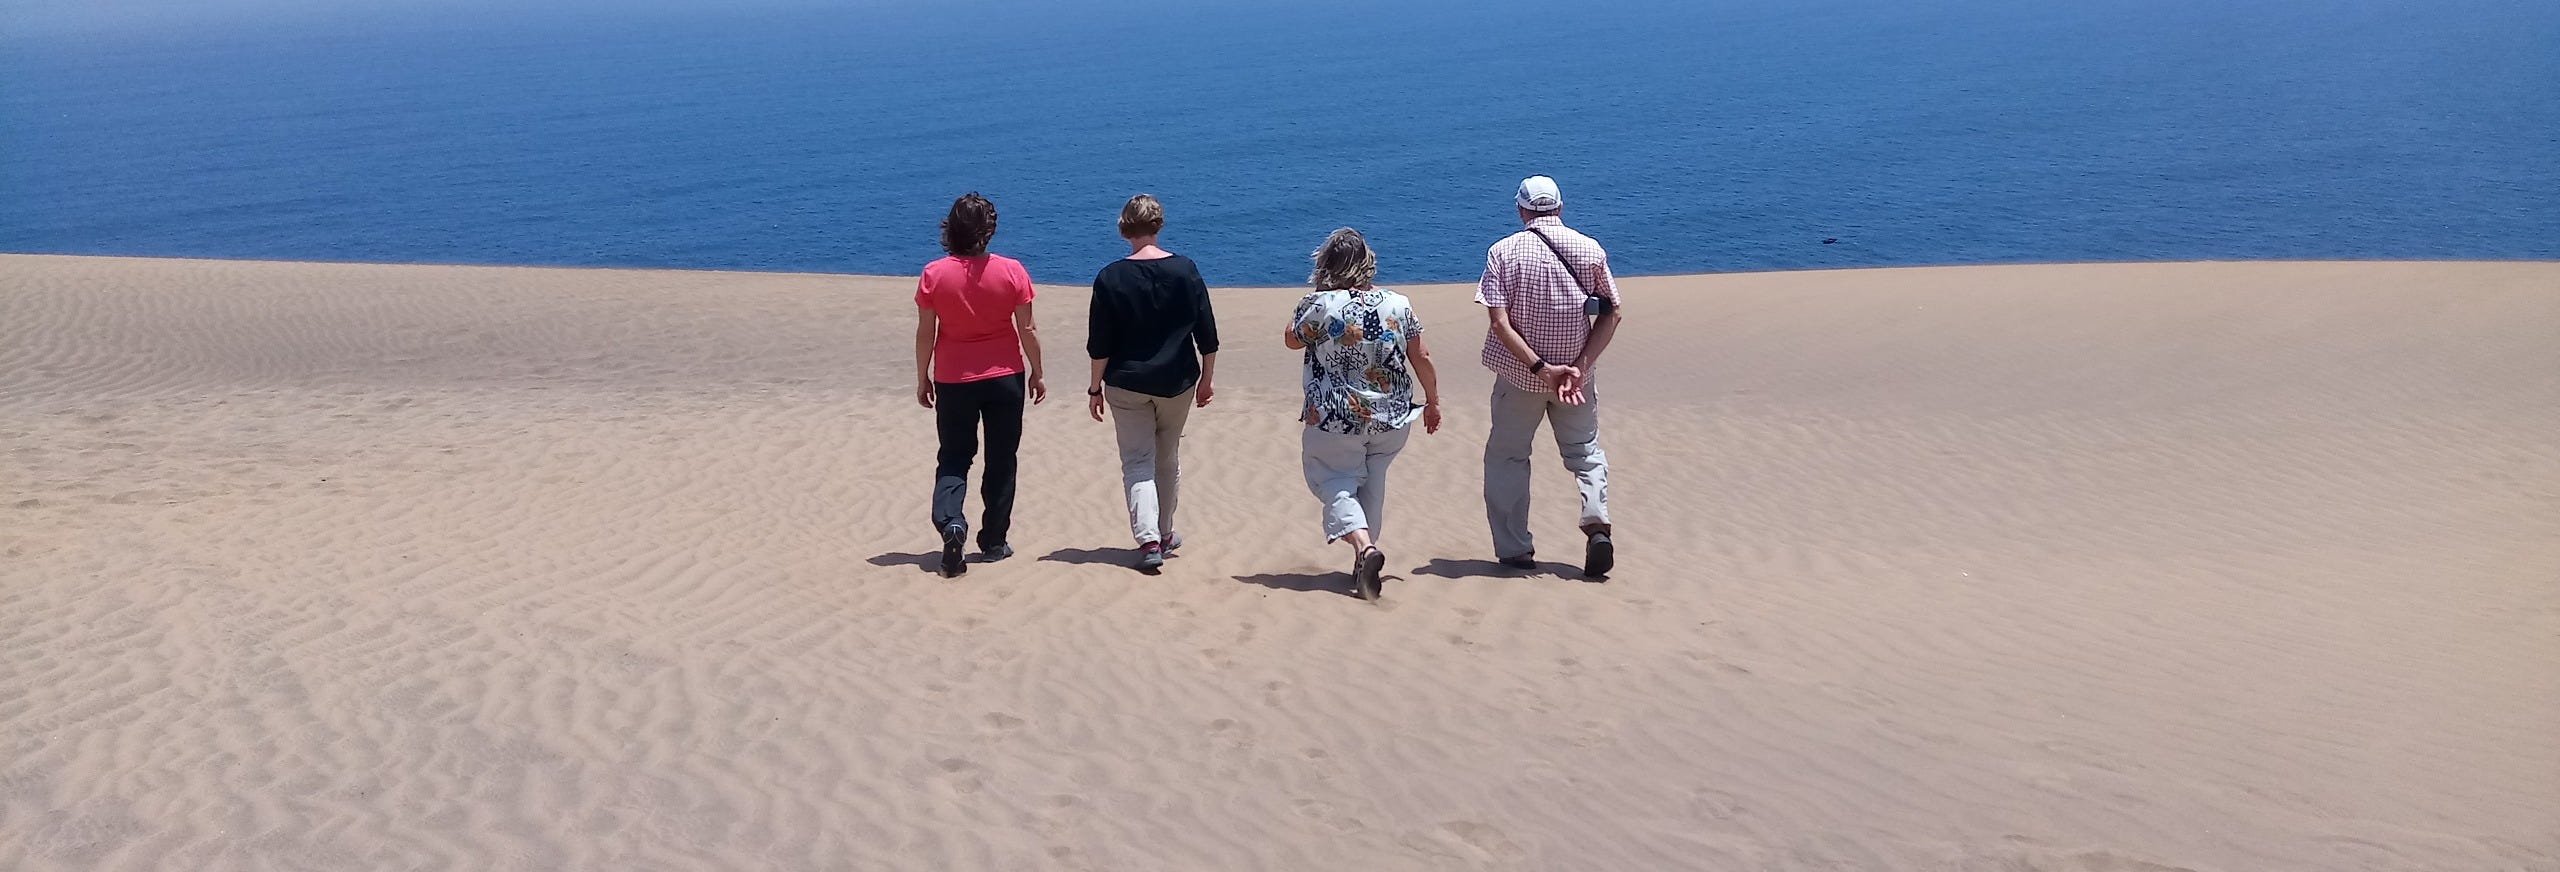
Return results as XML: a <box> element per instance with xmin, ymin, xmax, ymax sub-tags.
<box><xmin>1821</xmin><ymin>238</ymin><xmax>1838</xmax><ymax>244</ymax></box>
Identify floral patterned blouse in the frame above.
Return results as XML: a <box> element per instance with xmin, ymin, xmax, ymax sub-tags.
<box><xmin>1290</xmin><ymin>287</ymin><xmax>1426</xmax><ymax>434</ymax></box>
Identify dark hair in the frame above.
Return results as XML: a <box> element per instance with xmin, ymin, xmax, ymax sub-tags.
<box><xmin>940</xmin><ymin>193</ymin><xmax>998</xmax><ymax>257</ymax></box>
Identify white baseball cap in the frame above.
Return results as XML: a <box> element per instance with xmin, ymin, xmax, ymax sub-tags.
<box><xmin>1515</xmin><ymin>176</ymin><xmax>1563</xmax><ymax>212</ymax></box>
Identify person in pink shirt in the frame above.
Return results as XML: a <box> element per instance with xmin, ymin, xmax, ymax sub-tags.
<box><xmin>915</xmin><ymin>192</ymin><xmax>1047</xmax><ymax>577</ymax></box>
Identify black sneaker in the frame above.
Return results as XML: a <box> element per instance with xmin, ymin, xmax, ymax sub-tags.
<box><xmin>939</xmin><ymin>523</ymin><xmax>969</xmax><ymax>577</ymax></box>
<box><xmin>1583</xmin><ymin>531</ymin><xmax>1614</xmax><ymax>579</ymax></box>
<box><xmin>1354</xmin><ymin>547</ymin><xmax>1386</xmax><ymax>602</ymax></box>
<box><xmin>977</xmin><ymin>542</ymin><xmax>1014</xmax><ymax>562</ymax></box>
<box><xmin>1137</xmin><ymin>541</ymin><xmax>1165</xmax><ymax>572</ymax></box>
<box><xmin>1498</xmin><ymin>553</ymin><xmax>1539</xmax><ymax>571</ymax></box>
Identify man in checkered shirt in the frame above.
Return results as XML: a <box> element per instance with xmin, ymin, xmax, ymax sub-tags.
<box><xmin>1475</xmin><ymin>175</ymin><xmax>1624</xmax><ymax>577</ymax></box>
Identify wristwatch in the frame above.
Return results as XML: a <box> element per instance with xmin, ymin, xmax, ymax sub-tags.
<box><xmin>1086</xmin><ymin>387</ymin><xmax>1104</xmax><ymax>397</ymax></box>
<box><xmin>1529</xmin><ymin>359</ymin><xmax>1551</xmax><ymax>374</ymax></box>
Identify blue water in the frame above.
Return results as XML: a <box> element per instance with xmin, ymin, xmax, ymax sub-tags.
<box><xmin>5</xmin><ymin>0</ymin><xmax>2555</xmax><ymax>284</ymax></box>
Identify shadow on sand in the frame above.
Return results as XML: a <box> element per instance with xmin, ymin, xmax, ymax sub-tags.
<box><xmin>1408</xmin><ymin>557</ymin><xmax>1597</xmax><ymax>581</ymax></box>
<box><xmin>1041</xmin><ymin>547</ymin><xmax>1173</xmax><ymax>574</ymax></box>
<box><xmin>1233</xmin><ymin>571</ymin><xmax>1376</xmax><ymax>599</ymax></box>
<box><xmin>864</xmin><ymin>551</ymin><xmax>940</xmax><ymax>574</ymax></box>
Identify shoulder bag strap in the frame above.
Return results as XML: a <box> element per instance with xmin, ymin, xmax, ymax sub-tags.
<box><xmin>1524</xmin><ymin>227</ymin><xmax>1592</xmax><ymax>299</ymax></box>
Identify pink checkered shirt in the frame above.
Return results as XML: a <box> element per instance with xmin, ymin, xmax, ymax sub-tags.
<box><xmin>1475</xmin><ymin>217</ymin><xmax>1621</xmax><ymax>391</ymax></box>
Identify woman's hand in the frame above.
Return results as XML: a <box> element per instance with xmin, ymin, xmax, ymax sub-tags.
<box><xmin>1422</xmin><ymin>400</ymin><xmax>1442</xmax><ymax>434</ymax></box>
<box><xmin>1087</xmin><ymin>388</ymin><xmax>1107</xmax><ymax>422</ymax></box>
<box><xmin>1028</xmin><ymin>373</ymin><xmax>1048</xmax><ymax>405</ymax></box>
<box><xmin>916</xmin><ymin>378</ymin><xmax>936</xmax><ymax>409</ymax></box>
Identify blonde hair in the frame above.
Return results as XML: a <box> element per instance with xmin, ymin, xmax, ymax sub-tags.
<box><xmin>1309</xmin><ymin>227</ymin><xmax>1377</xmax><ymax>290</ymax></box>
<box><xmin>1118</xmin><ymin>194</ymin><xmax>1164</xmax><ymax>239</ymax></box>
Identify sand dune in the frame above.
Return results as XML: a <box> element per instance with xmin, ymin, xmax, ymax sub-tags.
<box><xmin>3</xmin><ymin>254</ymin><xmax>2555</xmax><ymax>871</ymax></box>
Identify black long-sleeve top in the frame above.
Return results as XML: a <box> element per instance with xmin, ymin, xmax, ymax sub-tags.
<box><xmin>1087</xmin><ymin>255</ymin><xmax>1220</xmax><ymax>398</ymax></box>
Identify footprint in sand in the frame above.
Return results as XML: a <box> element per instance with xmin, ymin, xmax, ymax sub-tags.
<box><xmin>578</xmin><ymin>809</ymin><xmax>624</xmax><ymax>837</ymax></box>
<box><xmin>1680</xmin><ymin>648</ymin><xmax>1755</xmax><ymax>677</ymax></box>
<box><xmin>1688</xmin><ymin>787</ymin><xmax>1748</xmax><ymax>826</ymax></box>
<box><xmin>1814</xmin><ymin>682</ymin><xmax>1893</xmax><ymax>709</ymax></box>
<box><xmin>1037</xmin><ymin>794</ymin><xmax>1091</xmax><ymax>824</ymax></box>
<box><xmin>1973</xmin><ymin>838</ymin><xmax>2202</xmax><ymax>872</ymax></box>
<box><xmin>1403</xmin><ymin>820</ymin><xmax>1527</xmax><ymax>863</ymax></box>
<box><xmin>933</xmin><ymin>757</ymin><xmax>984</xmax><ymax>794</ymax></box>
<box><xmin>1031</xmin><ymin>793</ymin><xmax>1098</xmax><ymax>845</ymax></box>
<box><xmin>1205</xmin><ymin>718</ymin><xmax>1256</xmax><ymax>773</ymax></box>
<box><xmin>1504</xmin><ymin>686</ymin><xmax>1558</xmax><ymax>714</ymax></box>
<box><xmin>1291</xmin><ymin>797</ymin><xmax>1365</xmax><ymax>834</ymax></box>
<box><xmin>1043</xmin><ymin>845</ymin><xmax>1100</xmax><ymax>870</ymax></box>
<box><xmin>1567</xmin><ymin>719</ymin><xmax>1614</xmax><ymax>747</ymax></box>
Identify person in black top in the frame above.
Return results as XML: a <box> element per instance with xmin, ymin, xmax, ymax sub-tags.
<box><xmin>1084</xmin><ymin>194</ymin><xmax>1219</xmax><ymax>571</ymax></box>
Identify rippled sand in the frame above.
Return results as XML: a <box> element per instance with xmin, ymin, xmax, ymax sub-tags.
<box><xmin>4</xmin><ymin>255</ymin><xmax>2554</xmax><ymax>871</ymax></box>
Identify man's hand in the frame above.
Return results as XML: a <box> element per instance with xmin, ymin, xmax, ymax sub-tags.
<box><xmin>1196</xmin><ymin>380</ymin><xmax>1215</xmax><ymax>408</ymax></box>
<box><xmin>1541</xmin><ymin>363</ymin><xmax>1582</xmax><ymax>395</ymax></box>
<box><xmin>1087</xmin><ymin>388</ymin><xmax>1107</xmax><ymax>422</ymax></box>
<box><xmin>916</xmin><ymin>378</ymin><xmax>936</xmax><ymax>409</ymax></box>
<box><xmin>1549</xmin><ymin>366</ymin><xmax>1588</xmax><ymax>405</ymax></box>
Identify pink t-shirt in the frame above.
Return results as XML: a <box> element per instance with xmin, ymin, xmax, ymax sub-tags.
<box><xmin>915</xmin><ymin>254</ymin><xmax>1035</xmax><ymax>384</ymax></box>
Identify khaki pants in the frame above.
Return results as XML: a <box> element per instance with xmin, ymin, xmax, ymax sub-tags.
<box><xmin>1483</xmin><ymin>379</ymin><xmax>1609</xmax><ymax>559</ymax></box>
<box><xmin>1106</xmin><ymin>386</ymin><xmax>1194</xmax><ymax>545</ymax></box>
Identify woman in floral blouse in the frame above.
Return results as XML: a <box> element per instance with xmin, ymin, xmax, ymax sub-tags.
<box><xmin>1283</xmin><ymin>228</ymin><xmax>1442</xmax><ymax>601</ymax></box>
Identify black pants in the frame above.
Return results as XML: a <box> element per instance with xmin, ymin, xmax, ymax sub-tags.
<box><xmin>932</xmin><ymin>373</ymin><xmax>1024</xmax><ymax>548</ymax></box>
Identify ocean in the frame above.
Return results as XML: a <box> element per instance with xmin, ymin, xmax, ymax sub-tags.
<box><xmin>4</xmin><ymin>0</ymin><xmax>2555</xmax><ymax>285</ymax></box>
